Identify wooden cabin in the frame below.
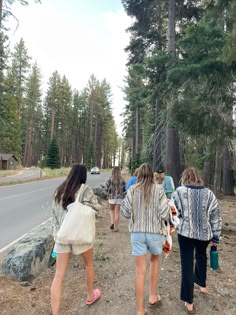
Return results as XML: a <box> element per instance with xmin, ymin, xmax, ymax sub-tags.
<box><xmin>0</xmin><ymin>153</ymin><xmax>18</xmax><ymax>170</ymax></box>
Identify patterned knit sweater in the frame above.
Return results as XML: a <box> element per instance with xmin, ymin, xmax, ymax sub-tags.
<box><xmin>106</xmin><ymin>177</ymin><xmax>126</xmax><ymax>200</ymax></box>
<box><xmin>172</xmin><ymin>185</ymin><xmax>222</xmax><ymax>243</ymax></box>
<box><xmin>121</xmin><ymin>184</ymin><xmax>170</xmax><ymax>234</ymax></box>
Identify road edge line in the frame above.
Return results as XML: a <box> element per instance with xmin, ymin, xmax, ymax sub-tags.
<box><xmin>0</xmin><ymin>218</ymin><xmax>52</xmax><ymax>255</ymax></box>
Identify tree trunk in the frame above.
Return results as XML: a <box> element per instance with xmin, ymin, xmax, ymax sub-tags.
<box><xmin>168</xmin><ymin>0</ymin><xmax>176</xmax><ymax>57</ymax></box>
<box><xmin>222</xmin><ymin>146</ymin><xmax>234</xmax><ymax>195</ymax></box>
<box><xmin>203</xmin><ymin>138</ymin><xmax>212</xmax><ymax>187</ymax></box>
<box><xmin>23</xmin><ymin>119</ymin><xmax>33</xmax><ymax>167</ymax></box>
<box><xmin>165</xmin><ymin>0</ymin><xmax>181</xmax><ymax>186</ymax></box>
<box><xmin>213</xmin><ymin>145</ymin><xmax>223</xmax><ymax>195</ymax></box>
<box><xmin>179</xmin><ymin>132</ymin><xmax>185</xmax><ymax>173</ymax></box>
<box><xmin>50</xmin><ymin>108</ymin><xmax>55</xmax><ymax>140</ymax></box>
<box><xmin>135</xmin><ymin>107</ymin><xmax>140</xmax><ymax>155</ymax></box>
<box><xmin>153</xmin><ymin>96</ymin><xmax>162</xmax><ymax>170</ymax></box>
<box><xmin>0</xmin><ymin>0</ymin><xmax>3</xmax><ymax>30</ymax></box>
<box><xmin>95</xmin><ymin>119</ymin><xmax>102</xmax><ymax>168</ymax></box>
<box><xmin>166</xmin><ymin>127</ymin><xmax>181</xmax><ymax>185</ymax></box>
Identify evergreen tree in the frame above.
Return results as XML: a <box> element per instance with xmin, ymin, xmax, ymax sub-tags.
<box><xmin>0</xmin><ymin>68</ymin><xmax>22</xmax><ymax>158</ymax></box>
<box><xmin>23</xmin><ymin>62</ymin><xmax>42</xmax><ymax>166</ymax></box>
<box><xmin>11</xmin><ymin>38</ymin><xmax>31</xmax><ymax>118</ymax></box>
<box><xmin>46</xmin><ymin>137</ymin><xmax>60</xmax><ymax>169</ymax></box>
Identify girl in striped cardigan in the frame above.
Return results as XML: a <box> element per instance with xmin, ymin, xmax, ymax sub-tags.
<box><xmin>121</xmin><ymin>163</ymin><xmax>170</xmax><ymax>315</ymax></box>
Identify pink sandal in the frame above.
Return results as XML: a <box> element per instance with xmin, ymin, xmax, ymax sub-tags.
<box><xmin>86</xmin><ymin>289</ymin><xmax>101</xmax><ymax>305</ymax></box>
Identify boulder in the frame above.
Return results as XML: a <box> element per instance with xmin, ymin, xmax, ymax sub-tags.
<box><xmin>1</xmin><ymin>186</ymin><xmax>107</xmax><ymax>283</ymax></box>
<box><xmin>1</xmin><ymin>220</ymin><xmax>53</xmax><ymax>282</ymax></box>
<box><xmin>93</xmin><ymin>184</ymin><xmax>108</xmax><ymax>200</ymax></box>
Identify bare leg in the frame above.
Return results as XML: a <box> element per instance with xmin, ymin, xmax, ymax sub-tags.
<box><xmin>51</xmin><ymin>252</ymin><xmax>70</xmax><ymax>315</ymax></box>
<box><xmin>109</xmin><ymin>204</ymin><xmax>115</xmax><ymax>227</ymax></box>
<box><xmin>135</xmin><ymin>255</ymin><xmax>146</xmax><ymax>315</ymax></box>
<box><xmin>81</xmin><ymin>248</ymin><xmax>95</xmax><ymax>301</ymax></box>
<box><xmin>114</xmin><ymin>204</ymin><xmax>121</xmax><ymax>230</ymax></box>
<box><xmin>149</xmin><ymin>254</ymin><xmax>160</xmax><ymax>304</ymax></box>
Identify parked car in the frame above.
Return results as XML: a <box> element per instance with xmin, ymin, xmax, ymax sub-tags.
<box><xmin>90</xmin><ymin>166</ymin><xmax>100</xmax><ymax>174</ymax></box>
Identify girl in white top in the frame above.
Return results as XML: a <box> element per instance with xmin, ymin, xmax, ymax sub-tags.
<box><xmin>51</xmin><ymin>164</ymin><xmax>101</xmax><ymax>315</ymax></box>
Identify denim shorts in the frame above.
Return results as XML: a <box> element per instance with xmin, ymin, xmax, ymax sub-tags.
<box><xmin>131</xmin><ymin>232</ymin><xmax>164</xmax><ymax>256</ymax></box>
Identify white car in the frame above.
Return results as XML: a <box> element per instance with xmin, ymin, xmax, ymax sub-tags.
<box><xmin>90</xmin><ymin>167</ymin><xmax>100</xmax><ymax>174</ymax></box>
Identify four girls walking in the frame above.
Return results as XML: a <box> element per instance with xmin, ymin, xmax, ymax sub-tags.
<box><xmin>51</xmin><ymin>164</ymin><xmax>222</xmax><ymax>315</ymax></box>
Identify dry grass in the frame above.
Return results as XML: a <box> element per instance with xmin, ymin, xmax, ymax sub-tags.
<box><xmin>0</xmin><ymin>170</ymin><xmax>18</xmax><ymax>177</ymax></box>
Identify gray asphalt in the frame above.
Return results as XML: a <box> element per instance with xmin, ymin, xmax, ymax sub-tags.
<box><xmin>0</xmin><ymin>173</ymin><xmax>110</xmax><ymax>250</ymax></box>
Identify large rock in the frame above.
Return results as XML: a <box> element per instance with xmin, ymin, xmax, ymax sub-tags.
<box><xmin>1</xmin><ymin>220</ymin><xmax>53</xmax><ymax>282</ymax></box>
<box><xmin>93</xmin><ymin>184</ymin><xmax>108</xmax><ymax>200</ymax></box>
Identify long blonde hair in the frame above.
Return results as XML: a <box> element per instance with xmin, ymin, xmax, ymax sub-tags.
<box><xmin>135</xmin><ymin>163</ymin><xmax>154</xmax><ymax>207</ymax></box>
<box><xmin>111</xmin><ymin>166</ymin><xmax>122</xmax><ymax>189</ymax></box>
<box><xmin>181</xmin><ymin>167</ymin><xmax>203</xmax><ymax>186</ymax></box>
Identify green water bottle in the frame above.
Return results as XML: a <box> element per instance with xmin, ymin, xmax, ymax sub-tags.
<box><xmin>51</xmin><ymin>251</ymin><xmax>57</xmax><ymax>259</ymax></box>
<box><xmin>210</xmin><ymin>245</ymin><xmax>219</xmax><ymax>270</ymax></box>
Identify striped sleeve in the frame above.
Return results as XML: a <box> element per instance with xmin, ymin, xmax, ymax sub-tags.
<box><xmin>172</xmin><ymin>189</ymin><xmax>182</xmax><ymax>217</ymax></box>
<box><xmin>52</xmin><ymin>200</ymin><xmax>59</xmax><ymax>239</ymax></box>
<box><xmin>83</xmin><ymin>186</ymin><xmax>101</xmax><ymax>212</ymax></box>
<box><xmin>209</xmin><ymin>191</ymin><xmax>222</xmax><ymax>243</ymax></box>
<box><xmin>159</xmin><ymin>186</ymin><xmax>170</xmax><ymax>220</ymax></box>
<box><xmin>121</xmin><ymin>187</ymin><xmax>133</xmax><ymax>219</ymax></box>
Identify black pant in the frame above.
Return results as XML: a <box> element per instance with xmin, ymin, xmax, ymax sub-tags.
<box><xmin>178</xmin><ymin>234</ymin><xmax>209</xmax><ymax>304</ymax></box>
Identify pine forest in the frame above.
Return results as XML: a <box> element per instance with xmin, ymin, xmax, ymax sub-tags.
<box><xmin>0</xmin><ymin>1</ymin><xmax>119</xmax><ymax>170</ymax></box>
<box><xmin>121</xmin><ymin>0</ymin><xmax>236</xmax><ymax>195</ymax></box>
<box><xmin>0</xmin><ymin>0</ymin><xmax>236</xmax><ymax>195</ymax></box>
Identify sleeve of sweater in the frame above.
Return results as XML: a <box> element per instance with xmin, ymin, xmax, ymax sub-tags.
<box><xmin>52</xmin><ymin>200</ymin><xmax>58</xmax><ymax>239</ymax></box>
<box><xmin>208</xmin><ymin>191</ymin><xmax>222</xmax><ymax>243</ymax></box>
<box><xmin>172</xmin><ymin>189</ymin><xmax>182</xmax><ymax>218</ymax></box>
<box><xmin>159</xmin><ymin>186</ymin><xmax>171</xmax><ymax>220</ymax></box>
<box><xmin>82</xmin><ymin>186</ymin><xmax>101</xmax><ymax>212</ymax></box>
<box><xmin>170</xmin><ymin>177</ymin><xmax>175</xmax><ymax>191</ymax></box>
<box><xmin>121</xmin><ymin>187</ymin><xmax>133</xmax><ymax>219</ymax></box>
<box><xmin>105</xmin><ymin>178</ymin><xmax>111</xmax><ymax>193</ymax></box>
<box><xmin>52</xmin><ymin>198</ymin><xmax>63</xmax><ymax>240</ymax></box>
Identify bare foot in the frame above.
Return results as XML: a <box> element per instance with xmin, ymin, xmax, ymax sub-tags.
<box><xmin>200</xmin><ymin>287</ymin><xmax>208</xmax><ymax>294</ymax></box>
<box><xmin>137</xmin><ymin>309</ymin><xmax>147</xmax><ymax>315</ymax></box>
<box><xmin>185</xmin><ymin>302</ymin><xmax>194</xmax><ymax>312</ymax></box>
<box><xmin>148</xmin><ymin>294</ymin><xmax>161</xmax><ymax>305</ymax></box>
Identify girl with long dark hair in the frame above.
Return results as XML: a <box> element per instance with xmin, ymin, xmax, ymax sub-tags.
<box><xmin>51</xmin><ymin>164</ymin><xmax>101</xmax><ymax>315</ymax></box>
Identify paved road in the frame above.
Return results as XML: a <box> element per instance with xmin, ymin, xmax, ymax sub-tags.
<box><xmin>0</xmin><ymin>173</ymin><xmax>110</xmax><ymax>251</ymax></box>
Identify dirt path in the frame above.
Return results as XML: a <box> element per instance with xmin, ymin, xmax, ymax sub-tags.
<box><xmin>0</xmin><ymin>198</ymin><xmax>235</xmax><ymax>315</ymax></box>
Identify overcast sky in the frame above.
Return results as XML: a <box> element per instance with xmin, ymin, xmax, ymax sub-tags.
<box><xmin>7</xmin><ymin>0</ymin><xmax>131</xmax><ymax>134</ymax></box>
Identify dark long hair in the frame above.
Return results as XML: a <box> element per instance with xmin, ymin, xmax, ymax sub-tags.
<box><xmin>54</xmin><ymin>164</ymin><xmax>87</xmax><ymax>210</ymax></box>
